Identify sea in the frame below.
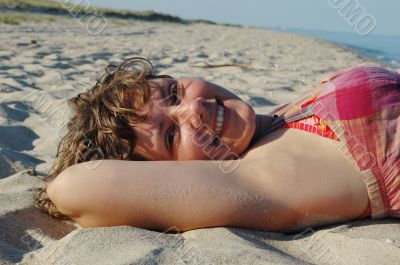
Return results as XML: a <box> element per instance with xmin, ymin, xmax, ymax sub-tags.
<box><xmin>280</xmin><ymin>28</ymin><xmax>400</xmax><ymax>68</ymax></box>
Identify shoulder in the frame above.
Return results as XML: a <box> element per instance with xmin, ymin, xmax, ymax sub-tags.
<box><xmin>321</xmin><ymin>64</ymin><xmax>399</xmax><ymax>95</ymax></box>
<box><xmin>313</xmin><ymin>65</ymin><xmax>400</xmax><ymax>121</ymax></box>
<box><xmin>325</xmin><ymin>64</ymin><xmax>399</xmax><ymax>82</ymax></box>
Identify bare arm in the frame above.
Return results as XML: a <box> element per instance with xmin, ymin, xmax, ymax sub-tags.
<box><xmin>47</xmin><ymin>159</ymin><xmax>289</xmax><ymax>232</ymax></box>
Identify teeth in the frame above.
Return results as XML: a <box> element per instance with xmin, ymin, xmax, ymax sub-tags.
<box><xmin>215</xmin><ymin>104</ymin><xmax>224</xmax><ymax>136</ymax></box>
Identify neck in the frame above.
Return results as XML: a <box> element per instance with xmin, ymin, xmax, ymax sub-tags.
<box><xmin>249</xmin><ymin>114</ymin><xmax>276</xmax><ymax>146</ymax></box>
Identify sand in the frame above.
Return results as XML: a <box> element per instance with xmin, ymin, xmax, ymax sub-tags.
<box><xmin>0</xmin><ymin>17</ymin><xmax>399</xmax><ymax>265</ymax></box>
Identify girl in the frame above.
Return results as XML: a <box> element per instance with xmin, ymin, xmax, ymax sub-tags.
<box><xmin>35</xmin><ymin>58</ymin><xmax>400</xmax><ymax>232</ymax></box>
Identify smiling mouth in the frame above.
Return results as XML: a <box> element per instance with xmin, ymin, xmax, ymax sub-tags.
<box><xmin>215</xmin><ymin>98</ymin><xmax>225</xmax><ymax>137</ymax></box>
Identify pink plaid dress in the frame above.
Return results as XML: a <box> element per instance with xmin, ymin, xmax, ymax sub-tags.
<box><xmin>266</xmin><ymin>65</ymin><xmax>400</xmax><ymax>219</ymax></box>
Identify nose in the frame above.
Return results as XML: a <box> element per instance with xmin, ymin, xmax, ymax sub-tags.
<box><xmin>167</xmin><ymin>97</ymin><xmax>206</xmax><ymax>129</ymax></box>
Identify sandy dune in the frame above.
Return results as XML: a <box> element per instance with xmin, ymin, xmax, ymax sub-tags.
<box><xmin>0</xmin><ymin>18</ymin><xmax>399</xmax><ymax>264</ymax></box>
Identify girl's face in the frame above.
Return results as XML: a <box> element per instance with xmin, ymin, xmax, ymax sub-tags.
<box><xmin>133</xmin><ymin>78</ymin><xmax>256</xmax><ymax>161</ymax></box>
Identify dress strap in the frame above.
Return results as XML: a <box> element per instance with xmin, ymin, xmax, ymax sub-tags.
<box><xmin>262</xmin><ymin>103</ymin><xmax>314</xmax><ymax>136</ymax></box>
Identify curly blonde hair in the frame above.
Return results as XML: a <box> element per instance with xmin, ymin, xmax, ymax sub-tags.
<box><xmin>34</xmin><ymin>57</ymin><xmax>168</xmax><ymax>218</ymax></box>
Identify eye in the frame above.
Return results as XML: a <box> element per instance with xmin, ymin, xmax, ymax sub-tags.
<box><xmin>167</xmin><ymin>123</ymin><xmax>179</xmax><ymax>154</ymax></box>
<box><xmin>169</xmin><ymin>82</ymin><xmax>181</xmax><ymax>105</ymax></box>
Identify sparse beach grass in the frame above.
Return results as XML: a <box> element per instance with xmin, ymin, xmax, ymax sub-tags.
<box><xmin>0</xmin><ymin>11</ymin><xmax>55</xmax><ymax>24</ymax></box>
<box><xmin>0</xmin><ymin>0</ymin><xmax>61</xmax><ymax>9</ymax></box>
<box><xmin>0</xmin><ymin>0</ymin><xmax>218</xmax><ymax>25</ymax></box>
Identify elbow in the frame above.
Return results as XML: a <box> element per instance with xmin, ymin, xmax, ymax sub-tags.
<box><xmin>46</xmin><ymin>166</ymin><xmax>82</xmax><ymax>219</ymax></box>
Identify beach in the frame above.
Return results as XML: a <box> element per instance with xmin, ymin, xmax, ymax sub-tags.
<box><xmin>0</xmin><ymin>16</ymin><xmax>399</xmax><ymax>265</ymax></box>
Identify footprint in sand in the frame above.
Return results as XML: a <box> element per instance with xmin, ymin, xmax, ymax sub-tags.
<box><xmin>0</xmin><ymin>101</ymin><xmax>34</xmax><ymax>122</ymax></box>
<box><xmin>0</xmin><ymin>149</ymin><xmax>43</xmax><ymax>179</ymax></box>
<box><xmin>0</xmin><ymin>125</ymin><xmax>43</xmax><ymax>178</ymax></box>
<box><xmin>0</xmin><ymin>125</ymin><xmax>39</xmax><ymax>151</ymax></box>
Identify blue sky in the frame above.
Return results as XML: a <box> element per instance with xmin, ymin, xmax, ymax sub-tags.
<box><xmin>88</xmin><ymin>0</ymin><xmax>399</xmax><ymax>36</ymax></box>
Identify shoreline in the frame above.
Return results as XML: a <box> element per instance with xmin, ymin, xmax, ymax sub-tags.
<box><xmin>275</xmin><ymin>27</ymin><xmax>400</xmax><ymax>70</ymax></box>
<box><xmin>1</xmin><ymin>0</ymin><xmax>398</xmax><ymax>68</ymax></box>
<box><xmin>1</xmin><ymin>2</ymin><xmax>396</xmax><ymax>69</ymax></box>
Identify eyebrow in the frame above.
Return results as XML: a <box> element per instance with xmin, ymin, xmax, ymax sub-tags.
<box><xmin>159</xmin><ymin>80</ymin><xmax>167</xmax><ymax>100</ymax></box>
<box><xmin>160</xmin><ymin>119</ymin><xmax>168</xmax><ymax>155</ymax></box>
<box><xmin>156</xmin><ymin>80</ymin><xmax>171</xmax><ymax>156</ymax></box>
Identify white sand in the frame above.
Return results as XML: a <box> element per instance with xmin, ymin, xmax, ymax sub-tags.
<box><xmin>0</xmin><ymin>18</ymin><xmax>399</xmax><ymax>264</ymax></box>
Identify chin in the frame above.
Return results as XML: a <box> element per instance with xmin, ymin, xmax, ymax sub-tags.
<box><xmin>228</xmin><ymin>101</ymin><xmax>256</xmax><ymax>156</ymax></box>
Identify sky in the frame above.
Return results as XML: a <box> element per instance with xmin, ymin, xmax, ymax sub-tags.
<box><xmin>87</xmin><ymin>0</ymin><xmax>400</xmax><ymax>37</ymax></box>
